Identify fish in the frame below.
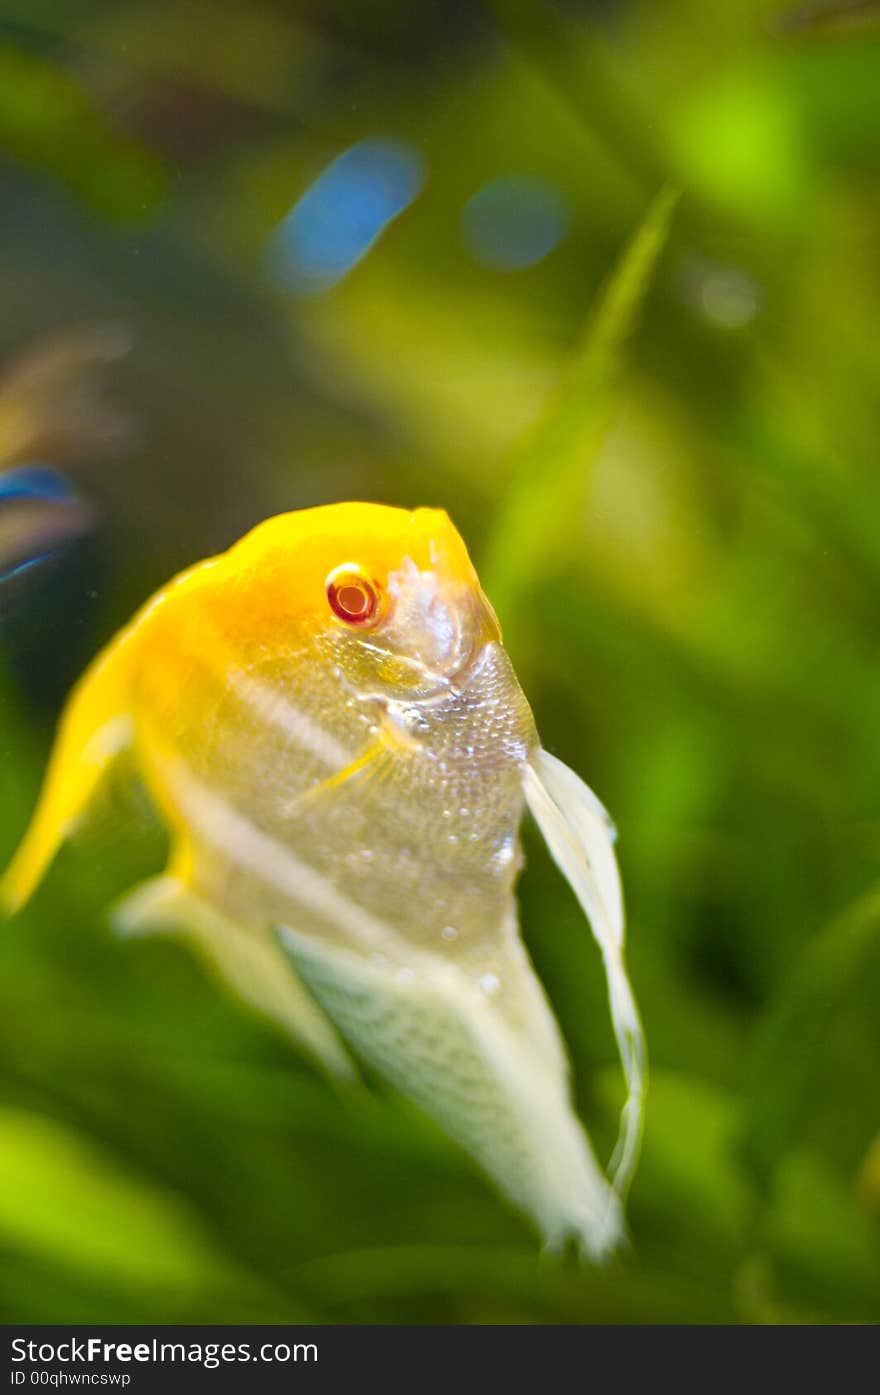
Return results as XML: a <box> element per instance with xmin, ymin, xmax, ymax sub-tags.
<box><xmin>0</xmin><ymin>502</ymin><xmax>644</xmax><ymax>1258</ymax></box>
<box><xmin>0</xmin><ymin>327</ymin><xmax>130</xmax><ymax>582</ymax></box>
<box><xmin>0</xmin><ymin>465</ymin><xmax>92</xmax><ymax>582</ymax></box>
<box><xmin>0</xmin><ymin>326</ymin><xmax>130</xmax><ymax>467</ymax></box>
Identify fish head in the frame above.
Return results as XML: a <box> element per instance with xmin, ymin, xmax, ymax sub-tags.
<box><xmin>232</xmin><ymin>503</ymin><xmax>502</xmax><ymax>703</ymax></box>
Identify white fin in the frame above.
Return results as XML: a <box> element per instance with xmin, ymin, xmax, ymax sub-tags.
<box><xmin>112</xmin><ymin>875</ymin><xmax>355</xmax><ymax>1081</ymax></box>
<box><xmin>523</xmin><ymin>747</ymin><xmax>645</xmax><ymax>1199</ymax></box>
<box><xmin>278</xmin><ymin>924</ymin><xmax>625</xmax><ymax>1259</ymax></box>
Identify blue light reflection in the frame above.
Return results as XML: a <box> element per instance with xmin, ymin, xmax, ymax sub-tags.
<box><xmin>268</xmin><ymin>139</ymin><xmax>426</xmax><ymax>294</ymax></box>
<box><xmin>462</xmin><ymin>176</ymin><xmax>569</xmax><ymax>271</ymax></box>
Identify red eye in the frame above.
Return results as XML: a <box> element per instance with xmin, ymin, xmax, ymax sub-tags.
<box><xmin>326</xmin><ymin>566</ymin><xmax>381</xmax><ymax>627</ymax></box>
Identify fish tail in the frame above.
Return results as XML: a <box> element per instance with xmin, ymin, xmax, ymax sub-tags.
<box><xmin>1</xmin><ymin>635</ymin><xmax>134</xmax><ymax>915</ymax></box>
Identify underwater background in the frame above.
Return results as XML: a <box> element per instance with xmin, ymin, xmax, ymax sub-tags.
<box><xmin>0</xmin><ymin>0</ymin><xmax>879</xmax><ymax>1324</ymax></box>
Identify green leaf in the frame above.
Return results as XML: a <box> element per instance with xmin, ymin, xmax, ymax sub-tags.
<box><xmin>759</xmin><ymin>1148</ymin><xmax>880</xmax><ymax>1321</ymax></box>
<box><xmin>744</xmin><ymin>891</ymin><xmax>880</xmax><ymax>1185</ymax></box>
<box><xmin>0</xmin><ymin>44</ymin><xmax>165</xmax><ymax>219</ymax></box>
<box><xmin>483</xmin><ymin>0</ymin><xmax>668</xmax><ymax>193</ymax></box>
<box><xmin>483</xmin><ymin>187</ymin><xmax>677</xmax><ymax>629</ymax></box>
<box><xmin>0</xmin><ymin>1105</ymin><xmax>249</xmax><ymax>1291</ymax></box>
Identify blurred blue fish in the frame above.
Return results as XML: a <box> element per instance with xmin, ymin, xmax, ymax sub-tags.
<box><xmin>0</xmin><ymin>465</ymin><xmax>77</xmax><ymax>505</ymax></box>
<box><xmin>0</xmin><ymin>464</ymin><xmax>91</xmax><ymax>582</ymax></box>
<box><xmin>0</xmin><ymin>328</ymin><xmax>129</xmax><ymax>584</ymax></box>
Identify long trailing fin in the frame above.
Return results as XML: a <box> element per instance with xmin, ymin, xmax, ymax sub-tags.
<box><xmin>0</xmin><ymin>636</ymin><xmax>135</xmax><ymax>915</ymax></box>
<box><xmin>113</xmin><ymin>872</ymin><xmax>356</xmax><ymax>1081</ymax></box>
<box><xmin>278</xmin><ymin>923</ymin><xmax>625</xmax><ymax>1259</ymax></box>
<box><xmin>523</xmin><ymin>746</ymin><xmax>645</xmax><ymax>1199</ymax></box>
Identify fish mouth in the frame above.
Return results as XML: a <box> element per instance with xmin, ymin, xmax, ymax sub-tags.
<box><xmin>346</xmin><ymin>628</ymin><xmax>491</xmax><ymax>710</ymax></box>
<box><xmin>332</xmin><ymin>544</ymin><xmax>502</xmax><ymax>709</ymax></box>
<box><xmin>374</xmin><ymin>554</ymin><xmax>500</xmax><ymax>703</ymax></box>
<box><xmin>407</xmin><ymin>633</ymin><xmax>496</xmax><ymax>705</ymax></box>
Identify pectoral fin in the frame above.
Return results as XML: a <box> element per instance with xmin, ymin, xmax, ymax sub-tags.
<box><xmin>523</xmin><ymin>747</ymin><xmax>645</xmax><ymax>1199</ymax></box>
<box><xmin>285</xmin><ymin>738</ymin><xmax>391</xmax><ymax>816</ymax></box>
<box><xmin>278</xmin><ymin>923</ymin><xmax>625</xmax><ymax>1258</ymax></box>
<box><xmin>113</xmin><ymin>873</ymin><xmax>356</xmax><ymax>1081</ymax></box>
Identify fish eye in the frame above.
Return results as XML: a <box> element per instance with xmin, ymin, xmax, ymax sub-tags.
<box><xmin>326</xmin><ymin>565</ymin><xmax>383</xmax><ymax>628</ymax></box>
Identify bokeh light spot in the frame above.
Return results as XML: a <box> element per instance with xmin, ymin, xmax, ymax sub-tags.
<box><xmin>462</xmin><ymin>176</ymin><xmax>569</xmax><ymax>271</ymax></box>
<box><xmin>700</xmin><ymin>268</ymin><xmax>761</xmax><ymax>329</ymax></box>
<box><xmin>268</xmin><ymin>139</ymin><xmax>425</xmax><ymax>294</ymax></box>
<box><xmin>681</xmin><ymin>257</ymin><xmax>762</xmax><ymax>330</ymax></box>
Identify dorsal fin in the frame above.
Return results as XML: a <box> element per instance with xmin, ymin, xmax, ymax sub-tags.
<box><xmin>1</xmin><ymin>629</ymin><xmax>135</xmax><ymax>914</ymax></box>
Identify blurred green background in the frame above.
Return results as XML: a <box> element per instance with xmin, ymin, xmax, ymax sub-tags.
<box><xmin>0</xmin><ymin>0</ymin><xmax>879</xmax><ymax>1325</ymax></box>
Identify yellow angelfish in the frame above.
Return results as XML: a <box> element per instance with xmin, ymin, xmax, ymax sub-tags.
<box><xmin>1</xmin><ymin>502</ymin><xmax>644</xmax><ymax>1258</ymax></box>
